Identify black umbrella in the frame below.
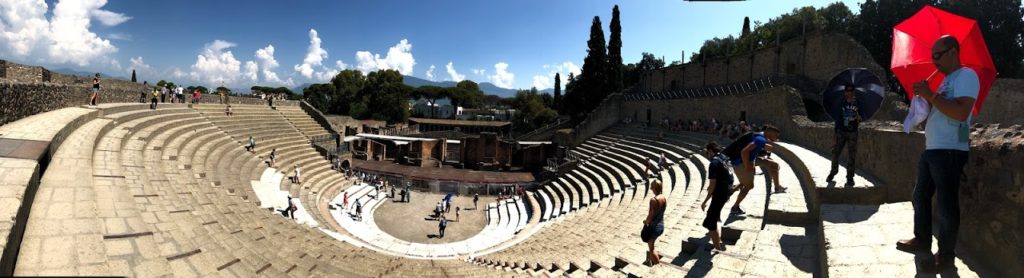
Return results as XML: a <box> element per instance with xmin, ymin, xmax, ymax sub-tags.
<box><xmin>822</xmin><ymin>68</ymin><xmax>885</xmax><ymax>121</ymax></box>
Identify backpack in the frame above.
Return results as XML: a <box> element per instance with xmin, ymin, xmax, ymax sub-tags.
<box><xmin>722</xmin><ymin>132</ymin><xmax>759</xmax><ymax>160</ymax></box>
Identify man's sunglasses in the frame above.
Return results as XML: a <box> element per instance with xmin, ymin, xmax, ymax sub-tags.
<box><xmin>933</xmin><ymin>47</ymin><xmax>955</xmax><ymax>60</ymax></box>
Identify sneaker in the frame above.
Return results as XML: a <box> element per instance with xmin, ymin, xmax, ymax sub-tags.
<box><xmin>730</xmin><ymin>207</ymin><xmax>745</xmax><ymax>215</ymax></box>
<box><xmin>896</xmin><ymin>238</ymin><xmax>931</xmax><ymax>253</ymax></box>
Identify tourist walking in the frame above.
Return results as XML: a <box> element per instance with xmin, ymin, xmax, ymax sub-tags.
<box><xmin>292</xmin><ymin>164</ymin><xmax>301</xmax><ymax>184</ymax></box>
<box><xmin>245</xmin><ymin>136</ymin><xmax>256</xmax><ymax>152</ymax></box>
<box><xmin>438</xmin><ymin>216</ymin><xmax>448</xmax><ymax>238</ymax></box>
<box><xmin>355</xmin><ymin>199</ymin><xmax>363</xmax><ymax>221</ymax></box>
<box><xmin>268</xmin><ymin>148</ymin><xmax>277</xmax><ymax>167</ymax></box>
<box><xmin>89</xmin><ymin>73</ymin><xmax>101</xmax><ymax>106</ymax></box>
<box><xmin>286</xmin><ymin>196</ymin><xmax>297</xmax><ymax>220</ymax></box>
<box><xmin>160</xmin><ymin>85</ymin><xmax>168</xmax><ymax>103</ymax></box>
<box><xmin>827</xmin><ymin>84</ymin><xmax>862</xmax><ymax>187</ymax></box>
<box><xmin>473</xmin><ymin>193</ymin><xmax>479</xmax><ymax>210</ymax></box>
<box><xmin>897</xmin><ymin>35</ymin><xmax>977</xmax><ymax>272</ymax></box>
<box><xmin>175</xmin><ymin>86</ymin><xmax>184</xmax><ymax>103</ymax></box>
<box><xmin>149</xmin><ymin>87</ymin><xmax>160</xmax><ymax>110</ymax></box>
<box><xmin>225</xmin><ymin>104</ymin><xmax>234</xmax><ymax>116</ymax></box>
<box><xmin>456</xmin><ymin>207</ymin><xmax>460</xmax><ymax>222</ymax></box>
<box><xmin>701</xmin><ymin>141</ymin><xmax>734</xmax><ymax>251</ymax></box>
<box><xmin>723</xmin><ymin>125</ymin><xmax>786</xmax><ymax>216</ymax></box>
<box><xmin>343</xmin><ymin>191</ymin><xmax>349</xmax><ymax>209</ymax></box>
<box><xmin>139</xmin><ymin>81</ymin><xmax>148</xmax><ymax>103</ymax></box>
<box><xmin>641</xmin><ymin>180</ymin><xmax>666</xmax><ymax>266</ymax></box>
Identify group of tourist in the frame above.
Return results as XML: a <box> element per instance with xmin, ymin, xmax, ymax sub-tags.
<box><xmin>641</xmin><ymin>36</ymin><xmax>975</xmax><ymax>272</ymax></box>
<box><xmin>641</xmin><ymin>123</ymin><xmax>785</xmax><ymax>266</ymax></box>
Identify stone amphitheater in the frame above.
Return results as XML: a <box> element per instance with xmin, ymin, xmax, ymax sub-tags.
<box><xmin>0</xmin><ymin>33</ymin><xmax>1022</xmax><ymax>278</ymax></box>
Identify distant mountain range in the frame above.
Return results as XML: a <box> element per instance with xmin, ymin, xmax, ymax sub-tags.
<box><xmin>51</xmin><ymin>67</ymin><xmax>128</xmax><ymax>80</ymax></box>
<box><xmin>402</xmin><ymin>76</ymin><xmax>521</xmax><ymax>98</ymax></box>
<box><xmin>290</xmin><ymin>76</ymin><xmax>525</xmax><ymax>98</ymax></box>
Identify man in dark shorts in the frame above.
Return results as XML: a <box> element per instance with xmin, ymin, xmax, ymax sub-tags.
<box><xmin>724</xmin><ymin>125</ymin><xmax>786</xmax><ymax>216</ymax></box>
<box><xmin>701</xmin><ymin>141</ymin><xmax>735</xmax><ymax>251</ymax></box>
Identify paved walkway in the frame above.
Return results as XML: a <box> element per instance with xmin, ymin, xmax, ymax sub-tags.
<box><xmin>251</xmin><ymin>168</ymin><xmax>318</xmax><ymax>227</ymax></box>
<box><xmin>823</xmin><ymin>202</ymin><xmax>982</xmax><ymax>277</ymax></box>
<box><xmin>15</xmin><ymin>119</ymin><xmax>112</xmax><ymax>275</ymax></box>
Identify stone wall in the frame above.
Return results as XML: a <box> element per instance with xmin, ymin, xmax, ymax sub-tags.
<box><xmin>553</xmin><ymin>94</ymin><xmax>622</xmax><ymax>147</ymax></box>
<box><xmin>0</xmin><ymin>82</ymin><xmax>142</xmax><ymax>126</ymax></box>
<box><xmin>974</xmin><ymin>79</ymin><xmax>1024</xmax><ymax>125</ymax></box>
<box><xmin>640</xmin><ymin>33</ymin><xmax>886</xmax><ymax>93</ymax></box>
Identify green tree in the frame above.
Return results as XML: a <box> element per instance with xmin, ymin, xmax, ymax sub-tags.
<box><xmin>637</xmin><ymin>52</ymin><xmax>665</xmax><ymax>71</ymax></box>
<box><xmin>552</xmin><ymin>73</ymin><xmax>562</xmax><ymax>111</ymax></box>
<box><xmin>573</xmin><ymin>15</ymin><xmax>608</xmax><ymax>118</ymax></box>
<box><xmin>937</xmin><ymin>0</ymin><xmax>1024</xmax><ymax>77</ymax></box>
<box><xmin>742</xmin><ymin>17</ymin><xmax>751</xmax><ymax>37</ymax></box>
<box><xmin>452</xmin><ymin>80</ymin><xmax>484</xmax><ymax>109</ymax></box>
<box><xmin>130</xmin><ymin>69</ymin><xmax>137</xmax><ymax>82</ymax></box>
<box><xmin>304</xmin><ymin>83</ymin><xmax>336</xmax><ymax>112</ymax></box>
<box><xmin>607</xmin><ymin>5</ymin><xmax>624</xmax><ymax>94</ymax></box>
<box><xmin>156</xmin><ymin>80</ymin><xmax>167</xmax><ymax>88</ymax></box>
<box><xmin>359</xmin><ymin>70</ymin><xmax>410</xmax><ymax>123</ymax></box>
<box><xmin>330</xmin><ymin>70</ymin><xmax>366</xmax><ymax>115</ymax></box>
<box><xmin>411</xmin><ymin>85</ymin><xmax>450</xmax><ymax>118</ymax></box>
<box><xmin>511</xmin><ymin>88</ymin><xmax>558</xmax><ymax>134</ymax></box>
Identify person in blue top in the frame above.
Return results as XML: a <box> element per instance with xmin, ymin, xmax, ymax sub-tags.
<box><xmin>897</xmin><ymin>35</ymin><xmax>978</xmax><ymax>273</ymax></box>
<box><xmin>827</xmin><ymin>84</ymin><xmax>862</xmax><ymax>187</ymax></box>
<box><xmin>723</xmin><ymin>125</ymin><xmax>785</xmax><ymax>216</ymax></box>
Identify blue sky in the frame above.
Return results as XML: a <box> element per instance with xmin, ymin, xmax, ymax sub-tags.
<box><xmin>1</xmin><ymin>0</ymin><xmax>863</xmax><ymax>90</ymax></box>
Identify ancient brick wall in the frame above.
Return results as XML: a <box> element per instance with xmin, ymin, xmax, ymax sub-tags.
<box><xmin>640</xmin><ymin>33</ymin><xmax>887</xmax><ymax>93</ymax></box>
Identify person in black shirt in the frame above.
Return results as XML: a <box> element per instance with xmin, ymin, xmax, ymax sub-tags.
<box><xmin>827</xmin><ymin>85</ymin><xmax>862</xmax><ymax>187</ymax></box>
<box><xmin>701</xmin><ymin>141</ymin><xmax>735</xmax><ymax>251</ymax></box>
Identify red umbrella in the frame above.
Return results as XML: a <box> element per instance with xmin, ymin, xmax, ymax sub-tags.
<box><xmin>891</xmin><ymin>5</ymin><xmax>996</xmax><ymax>116</ymax></box>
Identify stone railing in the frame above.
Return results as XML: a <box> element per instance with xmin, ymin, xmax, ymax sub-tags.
<box><xmin>516</xmin><ymin>116</ymin><xmax>572</xmax><ymax>141</ymax></box>
<box><xmin>625</xmin><ymin>74</ymin><xmax>787</xmax><ymax>101</ymax></box>
<box><xmin>553</xmin><ymin>93</ymin><xmax>623</xmax><ymax>147</ymax></box>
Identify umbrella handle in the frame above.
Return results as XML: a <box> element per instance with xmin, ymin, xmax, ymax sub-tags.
<box><xmin>925</xmin><ymin>69</ymin><xmax>939</xmax><ymax>82</ymax></box>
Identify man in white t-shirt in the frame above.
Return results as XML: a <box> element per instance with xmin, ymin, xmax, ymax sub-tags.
<box><xmin>896</xmin><ymin>35</ymin><xmax>978</xmax><ymax>272</ymax></box>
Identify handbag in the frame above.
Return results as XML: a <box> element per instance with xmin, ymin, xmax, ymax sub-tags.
<box><xmin>640</xmin><ymin>224</ymin><xmax>653</xmax><ymax>243</ymax></box>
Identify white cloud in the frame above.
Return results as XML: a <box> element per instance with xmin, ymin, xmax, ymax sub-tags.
<box><xmin>354</xmin><ymin>39</ymin><xmax>415</xmax><ymax>75</ymax></box>
<box><xmin>188</xmin><ymin>39</ymin><xmax>255</xmax><ymax>86</ymax></box>
<box><xmin>425</xmin><ymin>65</ymin><xmax>436</xmax><ymax>81</ymax></box>
<box><xmin>489</xmin><ymin>62</ymin><xmax>515</xmax><ymax>89</ymax></box>
<box><xmin>535</xmin><ymin>61</ymin><xmax>581</xmax><ymax>90</ymax></box>
<box><xmin>471</xmin><ymin>69</ymin><xmax>486</xmax><ymax>76</ymax></box>
<box><xmin>0</xmin><ymin>0</ymin><xmax>125</xmax><ymax>67</ymax></box>
<box><xmin>129</xmin><ymin>56</ymin><xmax>150</xmax><ymax>75</ymax></box>
<box><xmin>556</xmin><ymin>61</ymin><xmax>581</xmax><ymax>77</ymax></box>
<box><xmin>255</xmin><ymin>44</ymin><xmax>286</xmax><ymax>83</ymax></box>
<box><xmin>445</xmin><ymin>61</ymin><xmax>465</xmax><ymax>82</ymax></box>
<box><xmin>314</xmin><ymin>69</ymin><xmax>338</xmax><ymax>82</ymax></box>
<box><xmin>244</xmin><ymin>61</ymin><xmax>258</xmax><ymax>82</ymax></box>
<box><xmin>108</xmin><ymin>32</ymin><xmax>130</xmax><ymax>41</ymax></box>
<box><xmin>294</xmin><ymin>28</ymin><xmax>328</xmax><ymax>79</ymax></box>
<box><xmin>90</xmin><ymin>9</ymin><xmax>130</xmax><ymax>26</ymax></box>
<box><xmin>532</xmin><ymin>75</ymin><xmax>551</xmax><ymax>90</ymax></box>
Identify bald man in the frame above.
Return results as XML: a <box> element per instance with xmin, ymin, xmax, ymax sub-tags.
<box><xmin>896</xmin><ymin>35</ymin><xmax>978</xmax><ymax>272</ymax></box>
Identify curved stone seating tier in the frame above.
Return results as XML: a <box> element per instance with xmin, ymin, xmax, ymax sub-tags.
<box><xmin>474</xmin><ymin>129</ymin><xmax>698</xmax><ymax>275</ymax></box>
<box><xmin>601</xmin><ymin>124</ymin><xmax>829</xmax><ymax>276</ymax></box>
<box><xmin>7</xmin><ymin>104</ymin><xmax>505</xmax><ymax>276</ymax></box>
<box><xmin>8</xmin><ymin>102</ymin><xmax>951</xmax><ymax>276</ymax></box>
<box><xmin>324</xmin><ymin>183</ymin><xmax>529</xmax><ymax>259</ymax></box>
